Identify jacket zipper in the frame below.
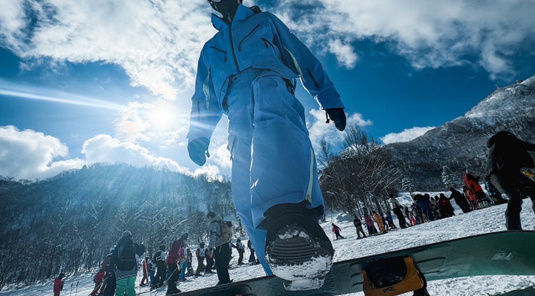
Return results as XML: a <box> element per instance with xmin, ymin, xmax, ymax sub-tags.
<box><xmin>229</xmin><ymin>25</ymin><xmax>241</xmax><ymax>72</ymax></box>
<box><xmin>307</xmin><ymin>68</ymin><xmax>320</xmax><ymax>89</ymax></box>
<box><xmin>238</xmin><ymin>25</ymin><xmax>260</xmax><ymax>51</ymax></box>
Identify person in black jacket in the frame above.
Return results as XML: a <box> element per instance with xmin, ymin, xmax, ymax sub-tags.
<box><xmin>486</xmin><ymin>130</ymin><xmax>535</xmax><ymax>230</ymax></box>
<box><xmin>448</xmin><ymin>187</ymin><xmax>472</xmax><ymax>213</ymax></box>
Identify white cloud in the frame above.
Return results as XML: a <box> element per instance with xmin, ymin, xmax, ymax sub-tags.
<box><xmin>0</xmin><ymin>0</ymin><xmax>214</xmax><ymax>100</ymax></box>
<box><xmin>0</xmin><ymin>126</ymin><xmax>85</xmax><ymax>180</ymax></box>
<box><xmin>0</xmin><ymin>126</ymin><xmax>201</xmax><ymax>180</ymax></box>
<box><xmin>274</xmin><ymin>0</ymin><xmax>535</xmax><ymax>79</ymax></box>
<box><xmin>380</xmin><ymin>126</ymin><xmax>435</xmax><ymax>144</ymax></box>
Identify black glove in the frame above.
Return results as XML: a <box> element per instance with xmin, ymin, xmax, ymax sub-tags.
<box><xmin>187</xmin><ymin>137</ymin><xmax>210</xmax><ymax>166</ymax></box>
<box><xmin>325</xmin><ymin>108</ymin><xmax>346</xmax><ymax>131</ymax></box>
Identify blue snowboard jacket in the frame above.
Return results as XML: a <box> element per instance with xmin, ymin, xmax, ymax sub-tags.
<box><xmin>188</xmin><ymin>5</ymin><xmax>344</xmax><ymax>142</ymax></box>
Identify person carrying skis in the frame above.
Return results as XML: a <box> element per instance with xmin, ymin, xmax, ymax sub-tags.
<box><xmin>53</xmin><ymin>272</ymin><xmax>65</xmax><ymax>296</ymax></box>
<box><xmin>109</xmin><ymin>231</ymin><xmax>139</xmax><ymax>296</ymax></box>
<box><xmin>187</xmin><ymin>0</ymin><xmax>346</xmax><ymax>288</ymax></box>
<box><xmin>208</xmin><ymin>211</ymin><xmax>232</xmax><ymax>285</ymax></box>
<box><xmin>448</xmin><ymin>187</ymin><xmax>472</xmax><ymax>213</ymax></box>
<box><xmin>152</xmin><ymin>245</ymin><xmax>166</xmax><ymax>288</ymax></box>
<box><xmin>166</xmin><ymin>233</ymin><xmax>188</xmax><ymax>295</ymax></box>
<box><xmin>486</xmin><ymin>130</ymin><xmax>535</xmax><ymax>230</ymax></box>
<box><xmin>331</xmin><ymin>223</ymin><xmax>344</xmax><ymax>239</ymax></box>
<box><xmin>352</xmin><ymin>215</ymin><xmax>366</xmax><ymax>239</ymax></box>
<box><xmin>195</xmin><ymin>242</ymin><xmax>207</xmax><ymax>275</ymax></box>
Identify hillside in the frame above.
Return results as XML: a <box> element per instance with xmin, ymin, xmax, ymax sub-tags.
<box><xmin>0</xmin><ymin>164</ymin><xmax>235</xmax><ymax>288</ymax></box>
<box><xmin>385</xmin><ymin>75</ymin><xmax>535</xmax><ymax>190</ymax></box>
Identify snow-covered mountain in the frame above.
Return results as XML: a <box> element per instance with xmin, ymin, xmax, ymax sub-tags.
<box><xmin>385</xmin><ymin>75</ymin><xmax>535</xmax><ymax>190</ymax></box>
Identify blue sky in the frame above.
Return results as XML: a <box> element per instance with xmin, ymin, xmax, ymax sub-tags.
<box><xmin>1</xmin><ymin>0</ymin><xmax>535</xmax><ymax>181</ymax></box>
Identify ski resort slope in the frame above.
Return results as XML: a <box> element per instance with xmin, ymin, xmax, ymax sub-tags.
<box><xmin>1</xmin><ymin>201</ymin><xmax>535</xmax><ymax>296</ymax></box>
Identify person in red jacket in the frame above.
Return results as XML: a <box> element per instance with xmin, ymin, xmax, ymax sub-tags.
<box><xmin>166</xmin><ymin>233</ymin><xmax>188</xmax><ymax>295</ymax></box>
<box><xmin>53</xmin><ymin>273</ymin><xmax>65</xmax><ymax>296</ymax></box>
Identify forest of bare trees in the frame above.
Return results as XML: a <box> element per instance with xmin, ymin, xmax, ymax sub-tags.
<box><xmin>0</xmin><ymin>164</ymin><xmax>235</xmax><ymax>289</ymax></box>
<box><xmin>319</xmin><ymin>125</ymin><xmax>402</xmax><ymax>217</ymax></box>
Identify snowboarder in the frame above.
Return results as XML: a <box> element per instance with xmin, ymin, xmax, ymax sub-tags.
<box><xmin>195</xmin><ymin>242</ymin><xmax>207</xmax><ymax>275</ymax></box>
<box><xmin>186</xmin><ymin>0</ymin><xmax>346</xmax><ymax>287</ymax></box>
<box><xmin>208</xmin><ymin>212</ymin><xmax>232</xmax><ymax>285</ymax></box>
<box><xmin>233</xmin><ymin>238</ymin><xmax>246</xmax><ymax>265</ymax></box>
<box><xmin>53</xmin><ymin>272</ymin><xmax>65</xmax><ymax>296</ymax></box>
<box><xmin>109</xmin><ymin>231</ymin><xmax>139</xmax><ymax>296</ymax></box>
<box><xmin>486</xmin><ymin>130</ymin><xmax>535</xmax><ymax>230</ymax></box>
<box><xmin>331</xmin><ymin>223</ymin><xmax>345</xmax><ymax>239</ymax></box>
<box><xmin>352</xmin><ymin>215</ymin><xmax>367</xmax><ymax>239</ymax></box>
<box><xmin>448</xmin><ymin>187</ymin><xmax>472</xmax><ymax>213</ymax></box>
<box><xmin>166</xmin><ymin>233</ymin><xmax>188</xmax><ymax>295</ymax></box>
<box><xmin>152</xmin><ymin>245</ymin><xmax>166</xmax><ymax>288</ymax></box>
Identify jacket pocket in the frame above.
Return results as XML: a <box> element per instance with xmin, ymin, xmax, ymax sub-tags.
<box><xmin>210</xmin><ymin>46</ymin><xmax>227</xmax><ymax>62</ymax></box>
<box><xmin>238</xmin><ymin>25</ymin><xmax>260</xmax><ymax>51</ymax></box>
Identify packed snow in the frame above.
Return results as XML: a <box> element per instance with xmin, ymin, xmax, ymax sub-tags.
<box><xmin>1</xmin><ymin>195</ymin><xmax>535</xmax><ymax>296</ymax></box>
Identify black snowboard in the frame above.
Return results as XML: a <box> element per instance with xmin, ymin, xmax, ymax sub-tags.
<box><xmin>174</xmin><ymin>231</ymin><xmax>535</xmax><ymax>296</ymax></box>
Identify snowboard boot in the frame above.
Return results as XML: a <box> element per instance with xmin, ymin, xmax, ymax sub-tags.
<box><xmin>263</xmin><ymin>203</ymin><xmax>334</xmax><ymax>291</ymax></box>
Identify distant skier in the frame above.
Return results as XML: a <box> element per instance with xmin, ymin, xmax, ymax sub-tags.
<box><xmin>166</xmin><ymin>233</ymin><xmax>188</xmax><ymax>295</ymax></box>
<box><xmin>53</xmin><ymin>272</ymin><xmax>65</xmax><ymax>296</ymax></box>
<box><xmin>233</xmin><ymin>238</ymin><xmax>246</xmax><ymax>265</ymax></box>
<box><xmin>152</xmin><ymin>245</ymin><xmax>166</xmax><ymax>288</ymax></box>
<box><xmin>363</xmin><ymin>213</ymin><xmax>377</xmax><ymax>235</ymax></box>
<box><xmin>384</xmin><ymin>212</ymin><xmax>396</xmax><ymax>230</ymax></box>
<box><xmin>486</xmin><ymin>130</ymin><xmax>535</xmax><ymax>230</ymax></box>
<box><xmin>247</xmin><ymin>239</ymin><xmax>257</xmax><ymax>264</ymax></box>
<box><xmin>208</xmin><ymin>212</ymin><xmax>232</xmax><ymax>285</ymax></box>
<box><xmin>438</xmin><ymin>193</ymin><xmax>455</xmax><ymax>218</ymax></box>
<box><xmin>187</xmin><ymin>0</ymin><xmax>346</xmax><ymax>287</ymax></box>
<box><xmin>331</xmin><ymin>223</ymin><xmax>345</xmax><ymax>239</ymax></box>
<box><xmin>389</xmin><ymin>194</ymin><xmax>408</xmax><ymax>228</ymax></box>
<box><xmin>448</xmin><ymin>187</ymin><xmax>472</xmax><ymax>213</ymax></box>
<box><xmin>353</xmin><ymin>215</ymin><xmax>367</xmax><ymax>239</ymax></box>
<box><xmin>195</xmin><ymin>242</ymin><xmax>207</xmax><ymax>275</ymax></box>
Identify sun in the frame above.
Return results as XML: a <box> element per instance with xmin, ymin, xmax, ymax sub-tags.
<box><xmin>148</xmin><ymin>102</ymin><xmax>177</xmax><ymax>131</ymax></box>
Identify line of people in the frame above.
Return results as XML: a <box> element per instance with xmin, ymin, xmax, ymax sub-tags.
<box><xmin>83</xmin><ymin>210</ymin><xmax>261</xmax><ymax>296</ymax></box>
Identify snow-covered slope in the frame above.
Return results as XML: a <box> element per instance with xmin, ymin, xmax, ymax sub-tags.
<box><xmin>2</xmin><ymin>198</ymin><xmax>535</xmax><ymax>296</ymax></box>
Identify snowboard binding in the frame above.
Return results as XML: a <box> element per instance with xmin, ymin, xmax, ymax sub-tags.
<box><xmin>361</xmin><ymin>256</ymin><xmax>429</xmax><ymax>296</ymax></box>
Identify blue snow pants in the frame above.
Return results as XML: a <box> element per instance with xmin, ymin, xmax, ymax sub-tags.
<box><xmin>224</xmin><ymin>69</ymin><xmax>325</xmax><ymax>274</ymax></box>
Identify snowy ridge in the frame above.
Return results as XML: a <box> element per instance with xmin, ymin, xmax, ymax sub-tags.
<box><xmin>2</xmin><ymin>199</ymin><xmax>535</xmax><ymax>296</ymax></box>
<box><xmin>385</xmin><ymin>74</ymin><xmax>535</xmax><ymax>190</ymax></box>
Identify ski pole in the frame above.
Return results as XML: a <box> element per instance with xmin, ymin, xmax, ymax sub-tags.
<box><xmin>70</xmin><ymin>282</ymin><xmax>74</xmax><ymax>296</ymax></box>
<box><xmin>75</xmin><ymin>281</ymin><xmax>79</xmax><ymax>296</ymax></box>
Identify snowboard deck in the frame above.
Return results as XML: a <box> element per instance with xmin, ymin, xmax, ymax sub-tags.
<box><xmin>175</xmin><ymin>231</ymin><xmax>535</xmax><ymax>296</ymax></box>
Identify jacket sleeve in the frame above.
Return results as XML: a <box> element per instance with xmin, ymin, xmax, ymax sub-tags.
<box><xmin>269</xmin><ymin>13</ymin><xmax>344</xmax><ymax>110</ymax></box>
<box><xmin>187</xmin><ymin>46</ymin><xmax>223</xmax><ymax>143</ymax></box>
